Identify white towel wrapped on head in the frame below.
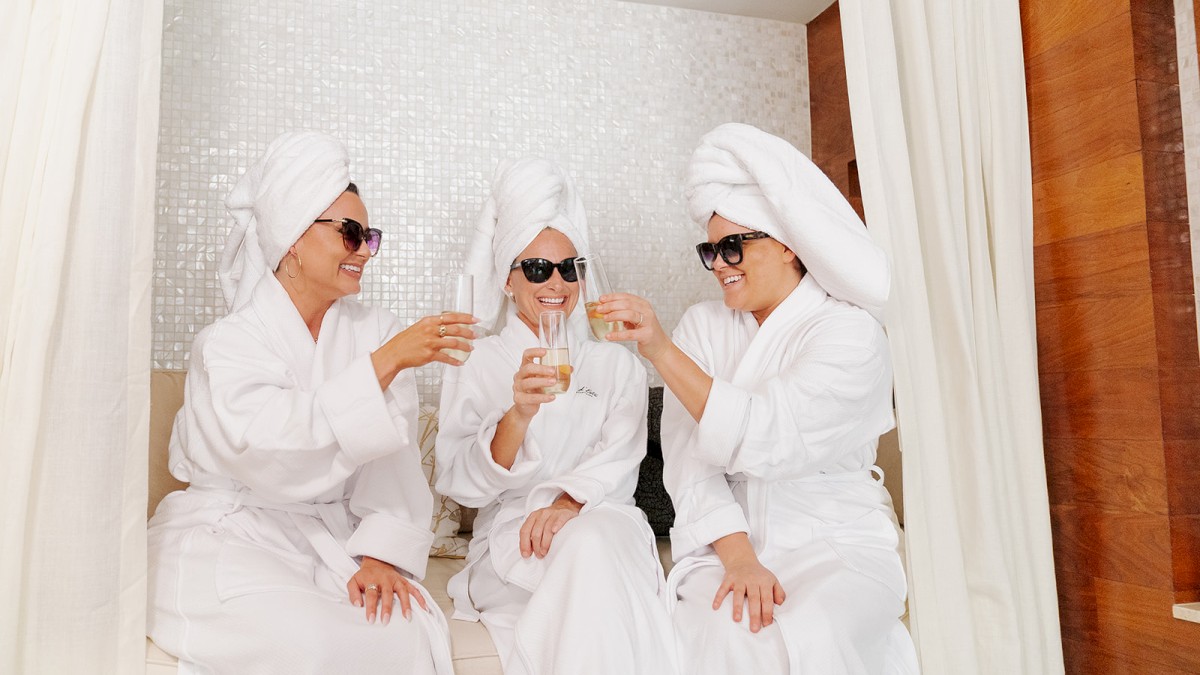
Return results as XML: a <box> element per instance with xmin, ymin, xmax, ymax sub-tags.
<box><xmin>685</xmin><ymin>122</ymin><xmax>889</xmax><ymax>321</ymax></box>
<box><xmin>219</xmin><ymin>131</ymin><xmax>352</xmax><ymax>311</ymax></box>
<box><xmin>466</xmin><ymin>158</ymin><xmax>591</xmax><ymax>332</ymax></box>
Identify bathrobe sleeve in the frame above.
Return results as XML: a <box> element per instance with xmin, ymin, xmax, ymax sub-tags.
<box><xmin>693</xmin><ymin>310</ymin><xmax>894</xmax><ymax>480</ymax></box>
<box><xmin>434</xmin><ymin>339</ymin><xmax>547</xmax><ymax>507</ymax></box>
<box><xmin>343</xmin><ymin>312</ymin><xmax>436</xmax><ymax>579</ymax></box>
<box><xmin>661</xmin><ymin>311</ymin><xmax>751</xmax><ymax>561</ymax></box>
<box><xmin>523</xmin><ymin>349</ymin><xmax>648</xmax><ymax>513</ymax></box>
<box><xmin>192</xmin><ymin>319</ymin><xmax>414</xmax><ymax>504</ymax></box>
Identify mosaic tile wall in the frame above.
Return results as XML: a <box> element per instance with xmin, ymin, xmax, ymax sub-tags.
<box><xmin>154</xmin><ymin>0</ymin><xmax>809</xmax><ymax>404</ymax></box>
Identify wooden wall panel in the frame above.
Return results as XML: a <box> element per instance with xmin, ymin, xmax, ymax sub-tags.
<box><xmin>1033</xmin><ymin>224</ymin><xmax>1151</xmax><ymax>304</ymax></box>
<box><xmin>1044</xmin><ymin>438</ymin><xmax>1169</xmax><ymax>514</ymax></box>
<box><xmin>1031</xmin><ymin>152</ymin><xmax>1146</xmax><ymax>246</ymax></box>
<box><xmin>1024</xmin><ymin>0</ymin><xmax>1200</xmax><ymax>667</ymax></box>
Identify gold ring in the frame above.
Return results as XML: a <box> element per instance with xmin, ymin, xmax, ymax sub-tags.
<box><xmin>636</xmin><ymin>312</ymin><xmax>644</xmax><ymax>327</ymax></box>
<box><xmin>438</xmin><ymin>325</ymin><xmax>447</xmax><ymax>338</ymax></box>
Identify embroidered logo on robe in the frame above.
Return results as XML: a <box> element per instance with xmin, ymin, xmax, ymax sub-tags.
<box><xmin>575</xmin><ymin>386</ymin><xmax>598</xmax><ymax>398</ymax></box>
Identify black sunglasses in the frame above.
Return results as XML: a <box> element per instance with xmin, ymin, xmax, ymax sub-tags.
<box><xmin>509</xmin><ymin>257</ymin><xmax>579</xmax><ymax>284</ymax></box>
<box><xmin>695</xmin><ymin>231</ymin><xmax>772</xmax><ymax>270</ymax></box>
<box><xmin>313</xmin><ymin>218</ymin><xmax>383</xmax><ymax>256</ymax></box>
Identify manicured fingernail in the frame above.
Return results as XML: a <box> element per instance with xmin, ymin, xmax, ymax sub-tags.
<box><xmin>383</xmin><ymin>613</ymin><xmax>391</xmax><ymax>626</ymax></box>
<box><xmin>368</xmin><ymin>613</ymin><xmax>375</xmax><ymax>624</ymax></box>
<box><xmin>405</xmin><ymin>609</ymin><xmax>412</xmax><ymax>621</ymax></box>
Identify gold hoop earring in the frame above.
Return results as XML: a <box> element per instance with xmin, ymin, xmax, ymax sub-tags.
<box><xmin>284</xmin><ymin>253</ymin><xmax>299</xmax><ymax>279</ymax></box>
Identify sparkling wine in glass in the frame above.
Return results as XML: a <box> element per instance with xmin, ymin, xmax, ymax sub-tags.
<box><xmin>574</xmin><ymin>254</ymin><xmax>626</xmax><ymax>341</ymax></box>
<box><xmin>537</xmin><ymin>310</ymin><xmax>571</xmax><ymax>395</ymax></box>
<box><xmin>441</xmin><ymin>273</ymin><xmax>473</xmax><ymax>363</ymax></box>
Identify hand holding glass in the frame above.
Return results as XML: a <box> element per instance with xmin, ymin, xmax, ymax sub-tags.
<box><xmin>574</xmin><ymin>254</ymin><xmax>625</xmax><ymax>341</ymax></box>
<box><xmin>441</xmin><ymin>273</ymin><xmax>473</xmax><ymax>363</ymax></box>
<box><xmin>537</xmin><ymin>310</ymin><xmax>571</xmax><ymax>395</ymax></box>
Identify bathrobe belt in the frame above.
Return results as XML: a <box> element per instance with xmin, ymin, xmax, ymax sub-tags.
<box><xmin>193</xmin><ymin>486</ymin><xmax>361</xmax><ymax>583</ymax></box>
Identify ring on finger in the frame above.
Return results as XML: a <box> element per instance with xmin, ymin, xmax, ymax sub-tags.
<box><xmin>366</xmin><ymin>583</ymin><xmax>379</xmax><ymax>593</ymax></box>
<box><xmin>636</xmin><ymin>311</ymin><xmax>644</xmax><ymax>327</ymax></box>
<box><xmin>438</xmin><ymin>324</ymin><xmax>447</xmax><ymax>338</ymax></box>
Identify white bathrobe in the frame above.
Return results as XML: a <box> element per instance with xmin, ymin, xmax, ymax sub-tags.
<box><xmin>664</xmin><ymin>275</ymin><xmax>918</xmax><ymax>675</ymax></box>
<box><xmin>435</xmin><ymin>312</ymin><xmax>678</xmax><ymax>675</ymax></box>
<box><xmin>147</xmin><ymin>273</ymin><xmax>453</xmax><ymax>675</ymax></box>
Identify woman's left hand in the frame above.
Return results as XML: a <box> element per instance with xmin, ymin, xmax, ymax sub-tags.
<box><xmin>596</xmin><ymin>293</ymin><xmax>672</xmax><ymax>360</ymax></box>
<box><xmin>518</xmin><ymin>494</ymin><xmax>583</xmax><ymax>558</ymax></box>
<box><xmin>346</xmin><ymin>556</ymin><xmax>429</xmax><ymax>625</ymax></box>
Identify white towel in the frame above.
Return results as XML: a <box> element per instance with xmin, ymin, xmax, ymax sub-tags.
<box><xmin>465</xmin><ymin>158</ymin><xmax>591</xmax><ymax>332</ymax></box>
<box><xmin>219</xmin><ymin>131</ymin><xmax>351</xmax><ymax>311</ymax></box>
<box><xmin>685</xmin><ymin>123</ymin><xmax>889</xmax><ymax>321</ymax></box>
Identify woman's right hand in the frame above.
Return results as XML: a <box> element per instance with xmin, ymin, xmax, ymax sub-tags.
<box><xmin>597</xmin><ymin>293</ymin><xmax>672</xmax><ymax>361</ymax></box>
<box><xmin>711</xmin><ymin>533</ymin><xmax>787</xmax><ymax>633</ymax></box>
<box><xmin>511</xmin><ymin>348</ymin><xmax>559</xmax><ymax>419</ymax></box>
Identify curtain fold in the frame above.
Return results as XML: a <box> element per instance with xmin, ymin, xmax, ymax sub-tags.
<box><xmin>0</xmin><ymin>0</ymin><xmax>163</xmax><ymax>672</ymax></box>
<box><xmin>838</xmin><ymin>1</ymin><xmax>1064</xmax><ymax>672</ymax></box>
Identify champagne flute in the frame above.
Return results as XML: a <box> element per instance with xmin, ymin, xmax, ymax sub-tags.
<box><xmin>441</xmin><ymin>273</ymin><xmax>473</xmax><ymax>362</ymax></box>
<box><xmin>574</xmin><ymin>254</ymin><xmax>626</xmax><ymax>341</ymax></box>
<box><xmin>537</xmin><ymin>310</ymin><xmax>571</xmax><ymax>395</ymax></box>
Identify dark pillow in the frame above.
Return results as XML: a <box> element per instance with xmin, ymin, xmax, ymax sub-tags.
<box><xmin>635</xmin><ymin>387</ymin><xmax>675</xmax><ymax>536</ymax></box>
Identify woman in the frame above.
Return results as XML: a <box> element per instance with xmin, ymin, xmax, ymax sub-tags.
<box><xmin>598</xmin><ymin>123</ymin><xmax>918</xmax><ymax>674</ymax></box>
<box><xmin>147</xmin><ymin>132</ymin><xmax>470</xmax><ymax>674</ymax></box>
<box><xmin>435</xmin><ymin>158</ymin><xmax>678</xmax><ymax>675</ymax></box>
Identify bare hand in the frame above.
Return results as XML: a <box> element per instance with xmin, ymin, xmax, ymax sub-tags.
<box><xmin>596</xmin><ymin>293</ymin><xmax>671</xmax><ymax>360</ymax></box>
<box><xmin>713</xmin><ymin>554</ymin><xmax>787</xmax><ymax>633</ymax></box>
<box><xmin>346</xmin><ymin>556</ymin><xmax>429</xmax><ymax>625</ymax></box>
<box><xmin>511</xmin><ymin>348</ymin><xmax>562</xmax><ymax>419</ymax></box>
<box><xmin>386</xmin><ymin>312</ymin><xmax>477</xmax><ymax>370</ymax></box>
<box><xmin>519</xmin><ymin>494</ymin><xmax>583</xmax><ymax>558</ymax></box>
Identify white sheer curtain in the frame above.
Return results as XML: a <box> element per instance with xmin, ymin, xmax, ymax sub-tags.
<box><xmin>838</xmin><ymin>1</ymin><xmax>1064</xmax><ymax>673</ymax></box>
<box><xmin>0</xmin><ymin>0</ymin><xmax>162</xmax><ymax>672</ymax></box>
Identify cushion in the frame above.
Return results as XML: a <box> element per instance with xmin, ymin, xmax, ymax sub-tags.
<box><xmin>634</xmin><ymin>387</ymin><xmax>675</xmax><ymax>536</ymax></box>
<box><xmin>148</xmin><ymin>370</ymin><xmax>189</xmax><ymax>518</ymax></box>
<box><xmin>419</xmin><ymin>406</ymin><xmax>469</xmax><ymax>558</ymax></box>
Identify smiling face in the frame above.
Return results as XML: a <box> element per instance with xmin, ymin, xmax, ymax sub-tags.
<box><xmin>707</xmin><ymin>213</ymin><xmax>802</xmax><ymax>324</ymax></box>
<box><xmin>286</xmin><ymin>190</ymin><xmax>372</xmax><ymax>303</ymax></box>
<box><xmin>505</xmin><ymin>228</ymin><xmax>579</xmax><ymax>333</ymax></box>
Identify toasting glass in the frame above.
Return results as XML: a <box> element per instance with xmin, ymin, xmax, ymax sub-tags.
<box><xmin>537</xmin><ymin>310</ymin><xmax>571</xmax><ymax>395</ymax></box>
<box><xmin>574</xmin><ymin>254</ymin><xmax>625</xmax><ymax>341</ymax></box>
<box><xmin>441</xmin><ymin>273</ymin><xmax>473</xmax><ymax>362</ymax></box>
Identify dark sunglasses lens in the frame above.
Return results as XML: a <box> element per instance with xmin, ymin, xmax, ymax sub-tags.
<box><xmin>365</xmin><ymin>229</ymin><xmax>382</xmax><ymax>255</ymax></box>
<box><xmin>696</xmin><ymin>243</ymin><xmax>717</xmax><ymax>270</ymax></box>
<box><xmin>521</xmin><ymin>259</ymin><xmax>554</xmax><ymax>283</ymax></box>
<box><xmin>718</xmin><ymin>236</ymin><xmax>743</xmax><ymax>265</ymax></box>
<box><xmin>559</xmin><ymin>258</ymin><xmax>578</xmax><ymax>283</ymax></box>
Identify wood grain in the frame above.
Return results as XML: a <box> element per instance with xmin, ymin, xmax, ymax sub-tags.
<box><xmin>1056</xmin><ymin>572</ymin><xmax>1200</xmax><ymax>671</ymax></box>
<box><xmin>1132</xmin><ymin>9</ymin><xmax>1179</xmax><ymax>86</ymax></box>
<box><xmin>1034</xmin><ymin>225</ymin><xmax>1151</xmax><ymax>305</ymax></box>
<box><xmin>1061</xmin><ymin>637</ymin><xmax>1200</xmax><ymax>675</ymax></box>
<box><xmin>1035</xmin><ymin>295</ymin><xmax>1157</xmax><ymax>372</ymax></box>
<box><xmin>1171</xmin><ymin>514</ymin><xmax>1200</xmax><ymax>593</ymax></box>
<box><xmin>1028</xmin><ymin>79</ymin><xmax>1142</xmax><ymax>181</ymax></box>
<box><xmin>1159</xmin><ymin>366</ymin><xmax>1200</xmax><ymax>440</ymax></box>
<box><xmin>1031</xmin><ymin>152</ymin><xmax>1146</xmax><ymax>246</ymax></box>
<box><xmin>1025</xmin><ymin>12</ymin><xmax>1136</xmax><ymax>122</ymax></box>
<box><xmin>1164</xmin><ymin>439</ymin><xmax>1200</xmax><ymax>514</ymax></box>
<box><xmin>1153</xmin><ymin>293</ymin><xmax>1200</xmax><ymax>369</ymax></box>
<box><xmin>1043</xmin><ymin>438</ymin><xmax>1169</xmax><ymax>514</ymax></box>
<box><xmin>1050</xmin><ymin>505</ymin><xmax>1174</xmax><ymax>589</ymax></box>
<box><xmin>1038</xmin><ymin>368</ymin><xmax>1161</xmax><ymax>440</ymax></box>
<box><xmin>1022</xmin><ymin>0</ymin><xmax>1131</xmax><ymax>58</ymax></box>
